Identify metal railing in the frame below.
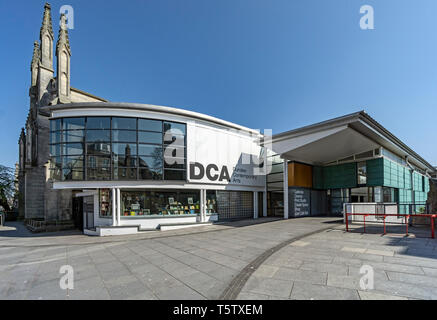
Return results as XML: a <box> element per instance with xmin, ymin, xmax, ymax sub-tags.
<box><xmin>345</xmin><ymin>212</ymin><xmax>436</xmax><ymax>238</ymax></box>
<box><xmin>343</xmin><ymin>202</ymin><xmax>436</xmax><ymax>238</ymax></box>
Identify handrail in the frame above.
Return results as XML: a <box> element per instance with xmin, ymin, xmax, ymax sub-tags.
<box><xmin>345</xmin><ymin>212</ymin><xmax>436</xmax><ymax>238</ymax></box>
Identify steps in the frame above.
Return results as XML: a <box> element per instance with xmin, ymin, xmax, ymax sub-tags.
<box><xmin>87</xmin><ymin>221</ymin><xmax>213</xmax><ymax>236</ymax></box>
<box><xmin>159</xmin><ymin>221</ymin><xmax>212</xmax><ymax>231</ymax></box>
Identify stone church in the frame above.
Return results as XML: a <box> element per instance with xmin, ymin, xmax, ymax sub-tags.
<box><xmin>17</xmin><ymin>3</ymin><xmax>106</xmax><ymax>222</ymax></box>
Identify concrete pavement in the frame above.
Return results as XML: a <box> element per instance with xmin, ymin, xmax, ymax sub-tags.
<box><xmin>2</xmin><ymin>218</ymin><xmax>437</xmax><ymax>300</ymax></box>
<box><xmin>238</xmin><ymin>224</ymin><xmax>437</xmax><ymax>300</ymax></box>
<box><xmin>0</xmin><ymin>217</ymin><xmax>339</xmax><ymax>300</ymax></box>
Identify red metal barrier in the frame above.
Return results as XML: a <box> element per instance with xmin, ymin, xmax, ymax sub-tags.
<box><xmin>345</xmin><ymin>212</ymin><xmax>436</xmax><ymax>239</ymax></box>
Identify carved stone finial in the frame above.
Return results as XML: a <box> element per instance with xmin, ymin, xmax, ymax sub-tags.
<box><xmin>40</xmin><ymin>2</ymin><xmax>54</xmax><ymax>39</ymax></box>
<box><xmin>56</xmin><ymin>14</ymin><xmax>71</xmax><ymax>54</ymax></box>
<box><xmin>30</xmin><ymin>41</ymin><xmax>40</xmax><ymax>69</ymax></box>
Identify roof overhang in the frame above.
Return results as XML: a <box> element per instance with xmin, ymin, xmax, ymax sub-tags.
<box><xmin>271</xmin><ymin>111</ymin><xmax>435</xmax><ymax>172</ymax></box>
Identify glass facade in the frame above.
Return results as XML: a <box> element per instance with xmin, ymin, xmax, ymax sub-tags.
<box><xmin>357</xmin><ymin>161</ymin><xmax>367</xmax><ymax>185</ymax></box>
<box><xmin>99</xmin><ymin>189</ymin><xmax>112</xmax><ymax>218</ymax></box>
<box><xmin>120</xmin><ymin>190</ymin><xmax>199</xmax><ymax>217</ymax></box>
<box><xmin>49</xmin><ymin>117</ymin><xmax>186</xmax><ymax>181</ymax></box>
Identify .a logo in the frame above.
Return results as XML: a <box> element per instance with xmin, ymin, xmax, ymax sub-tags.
<box><xmin>359</xmin><ymin>264</ymin><xmax>374</xmax><ymax>290</ymax></box>
<box><xmin>59</xmin><ymin>265</ymin><xmax>74</xmax><ymax>290</ymax></box>
<box><xmin>60</xmin><ymin>5</ymin><xmax>74</xmax><ymax>30</ymax></box>
<box><xmin>360</xmin><ymin>5</ymin><xmax>374</xmax><ymax>30</ymax></box>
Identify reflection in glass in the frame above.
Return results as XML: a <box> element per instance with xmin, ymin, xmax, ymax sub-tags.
<box><xmin>49</xmin><ymin>117</ymin><xmax>186</xmax><ymax>181</ymax></box>
<box><xmin>138</xmin><ymin>144</ymin><xmax>162</xmax><ymax>157</ymax></box>
<box><xmin>112</xmin><ymin>117</ymin><xmax>136</xmax><ymax>130</ymax></box>
<box><xmin>50</xmin><ymin>156</ymin><xmax>62</xmax><ymax>169</ymax></box>
<box><xmin>139</xmin><ymin>119</ymin><xmax>162</xmax><ymax>132</ymax></box>
<box><xmin>99</xmin><ymin>189</ymin><xmax>112</xmax><ymax>218</ymax></box>
<box><xmin>63</xmin><ymin>118</ymin><xmax>85</xmax><ymax>130</ymax></box>
<box><xmin>113</xmin><ymin>155</ymin><xmax>137</xmax><ymax>167</ymax></box>
<box><xmin>63</xmin><ymin>156</ymin><xmax>84</xmax><ymax>170</ymax></box>
<box><xmin>164</xmin><ymin>170</ymin><xmax>186</xmax><ymax>180</ymax></box>
<box><xmin>87</xmin><ymin>166</ymin><xmax>111</xmax><ymax>180</ymax></box>
<box><xmin>164</xmin><ymin>159</ymin><xmax>185</xmax><ymax>170</ymax></box>
<box><xmin>63</xmin><ymin>130</ymin><xmax>84</xmax><ymax>143</ymax></box>
<box><xmin>50</xmin><ymin>131</ymin><xmax>62</xmax><ymax>144</ymax></box>
<box><xmin>50</xmin><ymin>144</ymin><xmax>61</xmax><ymax>157</ymax></box>
<box><xmin>139</xmin><ymin>155</ymin><xmax>162</xmax><ymax>169</ymax></box>
<box><xmin>86</xmin><ymin>142</ymin><xmax>111</xmax><ymax>155</ymax></box>
<box><xmin>86</xmin><ymin>130</ymin><xmax>110</xmax><ymax>142</ymax></box>
<box><xmin>62</xmin><ymin>143</ymin><xmax>84</xmax><ymax>156</ymax></box>
<box><xmin>206</xmin><ymin>190</ymin><xmax>218</xmax><ymax>214</ymax></box>
<box><xmin>112</xmin><ymin>143</ymin><xmax>137</xmax><ymax>155</ymax></box>
<box><xmin>114</xmin><ymin>168</ymin><xmax>137</xmax><ymax>180</ymax></box>
<box><xmin>139</xmin><ymin>167</ymin><xmax>162</xmax><ymax>180</ymax></box>
<box><xmin>138</xmin><ymin>131</ymin><xmax>162</xmax><ymax>144</ymax></box>
<box><xmin>121</xmin><ymin>190</ymin><xmax>200</xmax><ymax>217</ymax></box>
<box><xmin>87</xmin><ymin>156</ymin><xmax>110</xmax><ymax>169</ymax></box>
<box><xmin>357</xmin><ymin>161</ymin><xmax>367</xmax><ymax>185</ymax></box>
<box><xmin>50</xmin><ymin>119</ymin><xmax>62</xmax><ymax>132</ymax></box>
<box><xmin>86</xmin><ymin>117</ymin><xmax>110</xmax><ymax>129</ymax></box>
<box><xmin>164</xmin><ymin>122</ymin><xmax>186</xmax><ymax>135</ymax></box>
<box><xmin>62</xmin><ymin>169</ymin><xmax>83</xmax><ymax>181</ymax></box>
<box><xmin>112</xmin><ymin>130</ymin><xmax>137</xmax><ymax>142</ymax></box>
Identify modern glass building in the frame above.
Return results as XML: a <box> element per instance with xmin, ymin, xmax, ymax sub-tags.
<box><xmin>43</xmin><ymin>102</ymin><xmax>266</xmax><ymax>235</ymax></box>
<box><xmin>41</xmin><ymin>103</ymin><xmax>435</xmax><ymax>236</ymax></box>
<box><xmin>267</xmin><ymin>111</ymin><xmax>434</xmax><ymax>220</ymax></box>
<box><xmin>20</xmin><ymin>4</ymin><xmax>436</xmax><ymax>236</ymax></box>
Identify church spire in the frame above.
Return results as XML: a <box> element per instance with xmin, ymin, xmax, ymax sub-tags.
<box><xmin>40</xmin><ymin>3</ymin><xmax>54</xmax><ymax>40</ymax></box>
<box><xmin>56</xmin><ymin>14</ymin><xmax>71</xmax><ymax>103</ymax></box>
<box><xmin>30</xmin><ymin>41</ymin><xmax>40</xmax><ymax>86</ymax></box>
<box><xmin>39</xmin><ymin>2</ymin><xmax>54</xmax><ymax>69</ymax></box>
<box><xmin>56</xmin><ymin>14</ymin><xmax>71</xmax><ymax>54</ymax></box>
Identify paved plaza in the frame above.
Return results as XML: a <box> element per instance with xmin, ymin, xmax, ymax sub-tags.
<box><xmin>1</xmin><ymin>218</ymin><xmax>437</xmax><ymax>300</ymax></box>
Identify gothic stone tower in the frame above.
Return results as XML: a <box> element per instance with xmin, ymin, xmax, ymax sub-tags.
<box><xmin>18</xmin><ymin>3</ymin><xmax>106</xmax><ymax>222</ymax></box>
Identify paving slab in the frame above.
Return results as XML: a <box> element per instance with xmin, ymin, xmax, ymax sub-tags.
<box><xmin>290</xmin><ymin>282</ymin><xmax>359</xmax><ymax>300</ymax></box>
<box><xmin>2</xmin><ymin>218</ymin><xmax>437</xmax><ymax>300</ymax></box>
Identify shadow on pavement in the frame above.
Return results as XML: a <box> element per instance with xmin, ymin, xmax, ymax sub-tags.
<box><xmin>346</xmin><ymin>222</ymin><xmax>437</xmax><ymax>260</ymax></box>
<box><xmin>0</xmin><ymin>221</ymin><xmax>82</xmax><ymax>239</ymax></box>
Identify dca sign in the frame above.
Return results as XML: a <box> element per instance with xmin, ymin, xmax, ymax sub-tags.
<box><xmin>190</xmin><ymin>162</ymin><xmax>231</xmax><ymax>182</ymax></box>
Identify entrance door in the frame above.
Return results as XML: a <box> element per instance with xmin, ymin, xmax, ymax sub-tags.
<box><xmin>83</xmin><ymin>196</ymin><xmax>94</xmax><ymax>229</ymax></box>
<box><xmin>72</xmin><ymin>197</ymin><xmax>84</xmax><ymax>230</ymax></box>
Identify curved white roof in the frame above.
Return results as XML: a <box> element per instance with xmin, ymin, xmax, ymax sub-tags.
<box><xmin>42</xmin><ymin>102</ymin><xmax>261</xmax><ymax>135</ymax></box>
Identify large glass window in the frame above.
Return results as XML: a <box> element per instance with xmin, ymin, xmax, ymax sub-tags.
<box><xmin>86</xmin><ymin>117</ymin><xmax>110</xmax><ymax>129</ymax></box>
<box><xmin>357</xmin><ymin>161</ymin><xmax>367</xmax><ymax>185</ymax></box>
<box><xmin>206</xmin><ymin>190</ymin><xmax>218</xmax><ymax>214</ymax></box>
<box><xmin>99</xmin><ymin>189</ymin><xmax>112</xmax><ymax>218</ymax></box>
<box><xmin>383</xmin><ymin>187</ymin><xmax>396</xmax><ymax>202</ymax></box>
<box><xmin>49</xmin><ymin>116</ymin><xmax>186</xmax><ymax>181</ymax></box>
<box><xmin>121</xmin><ymin>190</ymin><xmax>200</xmax><ymax>217</ymax></box>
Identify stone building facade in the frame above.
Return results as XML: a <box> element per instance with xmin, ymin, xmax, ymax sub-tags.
<box><xmin>17</xmin><ymin>3</ymin><xmax>106</xmax><ymax>221</ymax></box>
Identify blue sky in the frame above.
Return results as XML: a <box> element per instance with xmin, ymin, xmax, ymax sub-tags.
<box><xmin>0</xmin><ymin>0</ymin><xmax>436</xmax><ymax>169</ymax></box>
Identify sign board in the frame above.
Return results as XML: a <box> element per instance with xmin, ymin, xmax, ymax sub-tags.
<box><xmin>289</xmin><ymin>187</ymin><xmax>311</xmax><ymax>217</ymax></box>
<box><xmin>186</xmin><ymin>122</ymin><xmax>265</xmax><ymax>187</ymax></box>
